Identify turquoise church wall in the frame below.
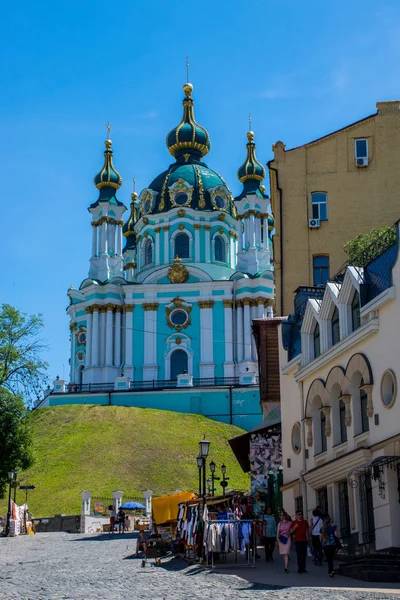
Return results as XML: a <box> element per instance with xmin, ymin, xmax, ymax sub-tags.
<box><xmin>48</xmin><ymin>386</ymin><xmax>261</xmax><ymax>431</ymax></box>
<box><xmin>213</xmin><ymin>301</ymin><xmax>225</xmax><ymax>376</ymax></box>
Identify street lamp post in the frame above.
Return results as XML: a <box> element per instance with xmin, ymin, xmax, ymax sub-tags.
<box><xmin>209</xmin><ymin>461</ymin><xmax>220</xmax><ymax>497</ymax></box>
<box><xmin>12</xmin><ymin>472</ymin><xmax>18</xmax><ymax>504</ymax></box>
<box><xmin>199</xmin><ymin>435</ymin><xmax>210</xmax><ymax>503</ymax></box>
<box><xmin>5</xmin><ymin>471</ymin><xmax>15</xmax><ymax>537</ymax></box>
<box><xmin>220</xmin><ymin>464</ymin><xmax>229</xmax><ymax>498</ymax></box>
<box><xmin>196</xmin><ymin>455</ymin><xmax>203</xmax><ymax>496</ymax></box>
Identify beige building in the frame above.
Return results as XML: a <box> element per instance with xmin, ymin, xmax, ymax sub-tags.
<box><xmin>278</xmin><ymin>222</ymin><xmax>400</xmax><ymax>554</ymax></box>
<box><xmin>269</xmin><ymin>101</ymin><xmax>400</xmax><ymax>316</ymax></box>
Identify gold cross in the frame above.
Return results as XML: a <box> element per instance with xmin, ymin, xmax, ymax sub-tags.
<box><xmin>106</xmin><ymin>121</ymin><xmax>111</xmax><ymax>139</ymax></box>
<box><xmin>186</xmin><ymin>56</ymin><xmax>189</xmax><ymax>83</ymax></box>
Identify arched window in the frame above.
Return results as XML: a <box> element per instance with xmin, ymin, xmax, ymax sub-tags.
<box><xmin>313</xmin><ymin>323</ymin><xmax>321</xmax><ymax>359</ymax></box>
<box><xmin>339</xmin><ymin>399</ymin><xmax>347</xmax><ymax>443</ymax></box>
<box><xmin>331</xmin><ymin>307</ymin><xmax>340</xmax><ymax>346</ymax></box>
<box><xmin>214</xmin><ymin>236</ymin><xmax>225</xmax><ymax>262</ymax></box>
<box><xmin>144</xmin><ymin>239</ymin><xmax>153</xmax><ymax>266</ymax></box>
<box><xmin>174</xmin><ymin>233</ymin><xmax>189</xmax><ymax>259</ymax></box>
<box><xmin>351</xmin><ymin>292</ymin><xmax>360</xmax><ymax>331</ymax></box>
<box><xmin>360</xmin><ymin>379</ymin><xmax>369</xmax><ymax>433</ymax></box>
<box><xmin>170</xmin><ymin>349</ymin><xmax>188</xmax><ymax>380</ymax></box>
<box><xmin>320</xmin><ymin>410</ymin><xmax>327</xmax><ymax>452</ymax></box>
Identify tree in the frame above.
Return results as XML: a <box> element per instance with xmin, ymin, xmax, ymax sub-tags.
<box><xmin>0</xmin><ymin>388</ymin><xmax>33</xmax><ymax>499</ymax></box>
<box><xmin>0</xmin><ymin>304</ymin><xmax>48</xmax><ymax>406</ymax></box>
<box><xmin>344</xmin><ymin>225</ymin><xmax>397</xmax><ymax>267</ymax></box>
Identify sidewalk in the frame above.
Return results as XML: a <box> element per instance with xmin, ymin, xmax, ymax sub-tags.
<box><xmin>214</xmin><ymin>546</ymin><xmax>400</xmax><ymax>593</ymax></box>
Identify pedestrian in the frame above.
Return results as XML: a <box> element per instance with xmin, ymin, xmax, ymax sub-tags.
<box><xmin>290</xmin><ymin>509</ymin><xmax>310</xmax><ymax>573</ymax></box>
<box><xmin>263</xmin><ymin>507</ymin><xmax>277</xmax><ymax>562</ymax></box>
<box><xmin>320</xmin><ymin>515</ymin><xmax>339</xmax><ymax>577</ymax></box>
<box><xmin>109</xmin><ymin>506</ymin><xmax>116</xmax><ymax>534</ymax></box>
<box><xmin>310</xmin><ymin>506</ymin><xmax>324</xmax><ymax>565</ymax></box>
<box><xmin>117</xmin><ymin>507</ymin><xmax>125</xmax><ymax>534</ymax></box>
<box><xmin>276</xmin><ymin>511</ymin><xmax>292</xmax><ymax>572</ymax></box>
<box><xmin>136</xmin><ymin>529</ymin><xmax>148</xmax><ymax>557</ymax></box>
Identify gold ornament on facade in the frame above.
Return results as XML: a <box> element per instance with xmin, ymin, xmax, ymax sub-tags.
<box><xmin>218</xmin><ymin>227</ymin><xmax>224</xmax><ymax>234</ymax></box>
<box><xmin>162</xmin><ymin>225</ymin><xmax>170</xmax><ymax>231</ymax></box>
<box><xmin>144</xmin><ymin>231</ymin><xmax>149</xmax><ymax>238</ymax></box>
<box><xmin>167</xmin><ymin>257</ymin><xmax>189</xmax><ymax>284</ymax></box>
<box><xmin>154</xmin><ymin>227</ymin><xmax>161</xmax><ymax>233</ymax></box>
<box><xmin>104</xmin><ymin>303</ymin><xmax>114</xmax><ymax>311</ymax></box>
<box><xmin>177</xmin><ymin>209</ymin><xmax>185</xmax><ymax>217</ymax></box>
<box><xmin>159</xmin><ymin>170</ymin><xmax>171</xmax><ymax>212</ymax></box>
<box><xmin>124</xmin><ymin>304</ymin><xmax>134</xmax><ymax>313</ymax></box>
<box><xmin>223</xmin><ymin>300</ymin><xmax>233</xmax><ymax>308</ymax></box>
<box><xmin>198</xmin><ymin>300</ymin><xmax>214</xmax><ymax>309</ymax></box>
<box><xmin>204</xmin><ymin>225</ymin><xmax>211</xmax><ymax>231</ymax></box>
<box><xmin>218</xmin><ymin>213</ymin><xmax>225</xmax><ymax>221</ymax></box>
<box><xmin>69</xmin><ymin>322</ymin><xmax>76</xmax><ymax>331</ymax></box>
<box><xmin>123</xmin><ymin>262</ymin><xmax>136</xmax><ymax>270</ymax></box>
<box><xmin>195</xmin><ymin>166</ymin><xmax>206</xmax><ymax>208</ymax></box>
<box><xmin>175</xmin><ymin>336</ymin><xmax>182</xmax><ymax>345</ymax></box>
<box><xmin>143</xmin><ymin>217</ymin><xmax>149</xmax><ymax>225</ymax></box>
<box><xmin>143</xmin><ymin>303</ymin><xmax>159</xmax><ymax>311</ymax></box>
<box><xmin>241</xmin><ymin>298</ymin><xmax>250</xmax><ymax>306</ymax></box>
<box><xmin>168</xmin><ymin>179</ymin><xmax>193</xmax><ymax>208</ymax></box>
<box><xmin>194</xmin><ymin>224</ymin><xmax>201</xmax><ymax>230</ymax></box>
<box><xmin>178</xmin><ymin>224</ymin><xmax>185</xmax><ymax>231</ymax></box>
<box><xmin>165</xmin><ymin>297</ymin><xmax>192</xmax><ymax>331</ymax></box>
<box><xmin>229</xmin><ymin>231</ymin><xmax>235</xmax><ymax>237</ymax></box>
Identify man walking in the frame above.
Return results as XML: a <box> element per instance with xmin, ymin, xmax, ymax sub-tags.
<box><xmin>290</xmin><ymin>510</ymin><xmax>310</xmax><ymax>573</ymax></box>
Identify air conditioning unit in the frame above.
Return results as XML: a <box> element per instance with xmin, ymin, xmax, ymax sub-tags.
<box><xmin>356</xmin><ymin>157</ymin><xmax>368</xmax><ymax>167</ymax></box>
<box><xmin>308</xmin><ymin>218</ymin><xmax>320</xmax><ymax>229</ymax></box>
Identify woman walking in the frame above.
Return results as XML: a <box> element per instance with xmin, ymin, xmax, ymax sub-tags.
<box><xmin>319</xmin><ymin>515</ymin><xmax>339</xmax><ymax>577</ymax></box>
<box><xmin>310</xmin><ymin>507</ymin><xmax>323</xmax><ymax>565</ymax></box>
<box><xmin>276</xmin><ymin>511</ymin><xmax>292</xmax><ymax>572</ymax></box>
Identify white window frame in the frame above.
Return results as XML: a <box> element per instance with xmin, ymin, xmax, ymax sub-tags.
<box><xmin>311</xmin><ymin>192</ymin><xmax>328</xmax><ymax>221</ymax></box>
<box><xmin>354</xmin><ymin>138</ymin><xmax>368</xmax><ymax>160</ymax></box>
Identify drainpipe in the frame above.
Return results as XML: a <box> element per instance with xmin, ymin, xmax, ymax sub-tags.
<box><xmin>299</xmin><ymin>379</ymin><xmax>308</xmax><ymax>517</ymax></box>
<box><xmin>267</xmin><ymin>161</ymin><xmax>283</xmax><ymax>315</ymax></box>
<box><xmin>108</xmin><ymin>391</ymin><xmax>112</xmax><ymax>406</ymax></box>
<box><xmin>229</xmin><ymin>386</ymin><xmax>233</xmax><ymax>425</ymax></box>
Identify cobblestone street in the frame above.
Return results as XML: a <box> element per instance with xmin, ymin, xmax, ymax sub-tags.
<box><xmin>0</xmin><ymin>533</ymin><xmax>399</xmax><ymax>600</ymax></box>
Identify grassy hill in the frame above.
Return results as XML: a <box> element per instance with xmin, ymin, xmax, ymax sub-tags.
<box><xmin>3</xmin><ymin>405</ymin><xmax>249</xmax><ymax>517</ymax></box>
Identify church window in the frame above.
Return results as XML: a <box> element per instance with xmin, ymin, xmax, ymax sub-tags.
<box><xmin>311</xmin><ymin>192</ymin><xmax>328</xmax><ymax>221</ymax></box>
<box><xmin>214</xmin><ymin>235</ymin><xmax>225</xmax><ymax>262</ymax></box>
<box><xmin>144</xmin><ymin>238</ymin><xmax>153</xmax><ymax>266</ymax></box>
<box><xmin>313</xmin><ymin>255</ymin><xmax>329</xmax><ymax>286</ymax></box>
<box><xmin>77</xmin><ymin>331</ymin><xmax>86</xmax><ymax>345</ymax></box>
<box><xmin>174</xmin><ymin>192</ymin><xmax>188</xmax><ymax>205</ymax></box>
<box><xmin>351</xmin><ymin>292</ymin><xmax>360</xmax><ymax>332</ymax></box>
<box><xmin>313</xmin><ymin>323</ymin><xmax>320</xmax><ymax>359</ymax></box>
<box><xmin>170</xmin><ymin>349</ymin><xmax>188</xmax><ymax>380</ymax></box>
<box><xmin>215</xmin><ymin>194</ymin><xmax>226</xmax><ymax>209</ymax></box>
<box><xmin>174</xmin><ymin>232</ymin><xmax>189</xmax><ymax>258</ymax></box>
<box><xmin>170</xmin><ymin>309</ymin><xmax>188</xmax><ymax>327</ymax></box>
<box><xmin>331</xmin><ymin>306</ymin><xmax>340</xmax><ymax>346</ymax></box>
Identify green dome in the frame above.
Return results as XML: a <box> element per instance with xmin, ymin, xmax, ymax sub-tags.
<box><xmin>123</xmin><ymin>193</ymin><xmax>137</xmax><ymax>249</ymax></box>
<box><xmin>139</xmin><ymin>157</ymin><xmax>236</xmax><ymax>216</ymax></box>
<box><xmin>94</xmin><ymin>139</ymin><xmax>123</xmax><ymax>190</ymax></box>
<box><xmin>166</xmin><ymin>83</ymin><xmax>211</xmax><ymax>160</ymax></box>
<box><xmin>237</xmin><ymin>131</ymin><xmax>265</xmax><ymax>183</ymax></box>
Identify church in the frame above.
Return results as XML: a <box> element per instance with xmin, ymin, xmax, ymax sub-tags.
<box><xmin>48</xmin><ymin>82</ymin><xmax>275</xmax><ymax>431</ymax></box>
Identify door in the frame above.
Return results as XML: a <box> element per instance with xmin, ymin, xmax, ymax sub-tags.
<box><xmin>170</xmin><ymin>349</ymin><xmax>188</xmax><ymax>380</ymax></box>
<box><xmin>338</xmin><ymin>480</ymin><xmax>351</xmax><ymax>538</ymax></box>
<box><xmin>317</xmin><ymin>487</ymin><xmax>328</xmax><ymax>516</ymax></box>
<box><xmin>359</xmin><ymin>473</ymin><xmax>375</xmax><ymax>546</ymax></box>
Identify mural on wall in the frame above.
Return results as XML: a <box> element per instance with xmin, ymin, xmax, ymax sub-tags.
<box><xmin>250</xmin><ymin>426</ymin><xmax>282</xmax><ymax>493</ymax></box>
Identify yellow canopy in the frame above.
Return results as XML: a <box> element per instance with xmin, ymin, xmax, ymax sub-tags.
<box><xmin>152</xmin><ymin>491</ymin><xmax>196</xmax><ymax>524</ymax></box>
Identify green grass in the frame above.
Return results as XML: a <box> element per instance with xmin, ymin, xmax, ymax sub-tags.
<box><xmin>2</xmin><ymin>405</ymin><xmax>249</xmax><ymax>517</ymax></box>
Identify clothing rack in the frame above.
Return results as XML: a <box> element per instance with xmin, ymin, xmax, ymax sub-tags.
<box><xmin>205</xmin><ymin>519</ymin><xmax>256</xmax><ymax>569</ymax></box>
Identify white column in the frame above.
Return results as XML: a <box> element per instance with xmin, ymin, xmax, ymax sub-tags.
<box><xmin>108</xmin><ymin>223</ymin><xmax>115</xmax><ymax>255</ymax></box>
<box><xmin>143</xmin><ymin>304</ymin><xmax>158</xmax><ymax>380</ymax></box>
<box><xmin>124</xmin><ymin>306</ymin><xmax>133</xmax><ymax>376</ymax></box>
<box><xmin>69</xmin><ymin>322</ymin><xmax>76</xmax><ymax>382</ymax></box>
<box><xmin>194</xmin><ymin>225</ymin><xmax>201</xmax><ymax>262</ymax></box>
<box><xmin>155</xmin><ymin>229</ymin><xmax>161</xmax><ymax>265</ymax></box>
<box><xmin>250</xmin><ymin>302</ymin><xmax>257</xmax><ymax>361</ymax></box>
<box><xmin>105</xmin><ymin>305</ymin><xmax>114</xmax><ymax>366</ymax></box>
<box><xmin>114</xmin><ymin>308</ymin><xmax>121</xmax><ymax>368</ymax></box>
<box><xmin>142</xmin><ymin>490</ymin><xmax>153</xmax><ymax>517</ymax></box>
<box><xmin>91</xmin><ymin>307</ymin><xmax>99</xmax><ymax>367</ymax></box>
<box><xmin>116</xmin><ymin>225</ymin><xmax>122</xmax><ymax>256</ymax></box>
<box><xmin>257</xmin><ymin>298</ymin><xmax>265</xmax><ymax>319</ymax></box>
<box><xmin>255</xmin><ymin>217</ymin><xmax>261</xmax><ymax>247</ymax></box>
<box><xmin>112</xmin><ymin>490</ymin><xmax>123</xmax><ymax>512</ymax></box>
<box><xmin>163</xmin><ymin>226</ymin><xmax>170</xmax><ymax>264</ymax></box>
<box><xmin>80</xmin><ymin>491</ymin><xmax>92</xmax><ymax>516</ymax></box>
<box><xmin>236</xmin><ymin>302</ymin><xmax>244</xmax><ymax>362</ymax></box>
<box><xmin>91</xmin><ymin>225</ymin><xmax>97</xmax><ymax>258</ymax></box>
<box><xmin>223</xmin><ymin>300</ymin><xmax>235</xmax><ymax>377</ymax></box>
<box><xmin>243</xmin><ymin>299</ymin><xmax>252</xmax><ymax>361</ymax></box>
<box><xmin>229</xmin><ymin>234</ymin><xmax>235</xmax><ymax>267</ymax></box>
<box><xmin>100</xmin><ymin>221</ymin><xmax>108</xmax><ymax>255</ymax></box>
<box><xmin>263</xmin><ymin>218</ymin><xmax>268</xmax><ymax>249</ymax></box>
<box><xmin>204</xmin><ymin>226</ymin><xmax>211</xmax><ymax>263</ymax></box>
<box><xmin>99</xmin><ymin>308</ymin><xmax>106</xmax><ymax>368</ymax></box>
<box><xmin>199</xmin><ymin>301</ymin><xmax>214</xmax><ymax>378</ymax></box>
<box><xmin>85</xmin><ymin>310</ymin><xmax>92</xmax><ymax>368</ymax></box>
<box><xmin>250</xmin><ymin>215</ymin><xmax>256</xmax><ymax>247</ymax></box>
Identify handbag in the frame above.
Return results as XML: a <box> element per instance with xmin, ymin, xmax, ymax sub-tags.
<box><xmin>279</xmin><ymin>534</ymin><xmax>289</xmax><ymax>544</ymax></box>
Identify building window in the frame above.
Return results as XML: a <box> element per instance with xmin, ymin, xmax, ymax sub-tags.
<box><xmin>381</xmin><ymin>370</ymin><xmax>397</xmax><ymax>408</ymax></box>
<box><xmin>317</xmin><ymin>487</ymin><xmax>328</xmax><ymax>515</ymax></box>
<box><xmin>313</xmin><ymin>255</ymin><xmax>329</xmax><ymax>286</ymax></box>
<box><xmin>320</xmin><ymin>410</ymin><xmax>327</xmax><ymax>452</ymax></box>
<box><xmin>170</xmin><ymin>349</ymin><xmax>188</xmax><ymax>380</ymax></box>
<box><xmin>214</xmin><ymin>235</ymin><xmax>226</xmax><ymax>262</ymax></box>
<box><xmin>351</xmin><ymin>292</ymin><xmax>361</xmax><ymax>331</ymax></box>
<box><xmin>311</xmin><ymin>192</ymin><xmax>328</xmax><ymax>221</ymax></box>
<box><xmin>313</xmin><ymin>323</ymin><xmax>321</xmax><ymax>359</ymax></box>
<box><xmin>174</xmin><ymin>232</ymin><xmax>189</xmax><ymax>258</ymax></box>
<box><xmin>144</xmin><ymin>238</ymin><xmax>153</xmax><ymax>266</ymax></box>
<box><xmin>291</xmin><ymin>422</ymin><xmax>301</xmax><ymax>454</ymax></box>
<box><xmin>360</xmin><ymin>382</ymin><xmax>370</xmax><ymax>433</ymax></box>
<box><xmin>170</xmin><ymin>309</ymin><xmax>188</xmax><ymax>327</ymax></box>
<box><xmin>331</xmin><ymin>307</ymin><xmax>340</xmax><ymax>346</ymax></box>
<box><xmin>339</xmin><ymin>399</ymin><xmax>347</xmax><ymax>443</ymax></box>
<box><xmin>355</xmin><ymin>139</ymin><xmax>368</xmax><ymax>165</ymax></box>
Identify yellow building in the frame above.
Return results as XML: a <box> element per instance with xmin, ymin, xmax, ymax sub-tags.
<box><xmin>268</xmin><ymin>101</ymin><xmax>400</xmax><ymax>316</ymax></box>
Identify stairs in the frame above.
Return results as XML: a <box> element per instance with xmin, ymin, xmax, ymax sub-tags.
<box><xmin>337</xmin><ymin>554</ymin><xmax>400</xmax><ymax>582</ymax></box>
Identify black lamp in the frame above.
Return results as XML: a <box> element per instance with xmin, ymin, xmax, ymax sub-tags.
<box><xmin>199</xmin><ymin>435</ymin><xmax>210</xmax><ymax>458</ymax></box>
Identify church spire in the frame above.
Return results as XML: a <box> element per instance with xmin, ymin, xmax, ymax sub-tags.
<box><xmin>237</xmin><ymin>130</ymin><xmax>266</xmax><ymax>195</ymax></box>
<box><xmin>92</xmin><ymin>128</ymin><xmax>123</xmax><ymax>204</ymax></box>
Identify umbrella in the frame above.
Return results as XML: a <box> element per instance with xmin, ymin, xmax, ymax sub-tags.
<box><xmin>120</xmin><ymin>501</ymin><xmax>146</xmax><ymax>510</ymax></box>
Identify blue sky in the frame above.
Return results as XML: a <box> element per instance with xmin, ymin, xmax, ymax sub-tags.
<box><xmin>1</xmin><ymin>0</ymin><xmax>399</xmax><ymax>385</ymax></box>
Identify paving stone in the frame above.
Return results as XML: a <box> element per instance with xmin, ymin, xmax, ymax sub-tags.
<box><xmin>0</xmin><ymin>533</ymin><xmax>399</xmax><ymax>599</ymax></box>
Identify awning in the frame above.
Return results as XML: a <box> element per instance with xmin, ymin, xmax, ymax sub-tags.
<box><xmin>152</xmin><ymin>491</ymin><xmax>196</xmax><ymax>524</ymax></box>
<box><xmin>370</xmin><ymin>456</ymin><xmax>400</xmax><ymax>470</ymax></box>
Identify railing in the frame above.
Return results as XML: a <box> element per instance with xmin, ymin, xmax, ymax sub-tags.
<box><xmin>56</xmin><ymin>376</ymin><xmax>258</xmax><ymax>395</ymax></box>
